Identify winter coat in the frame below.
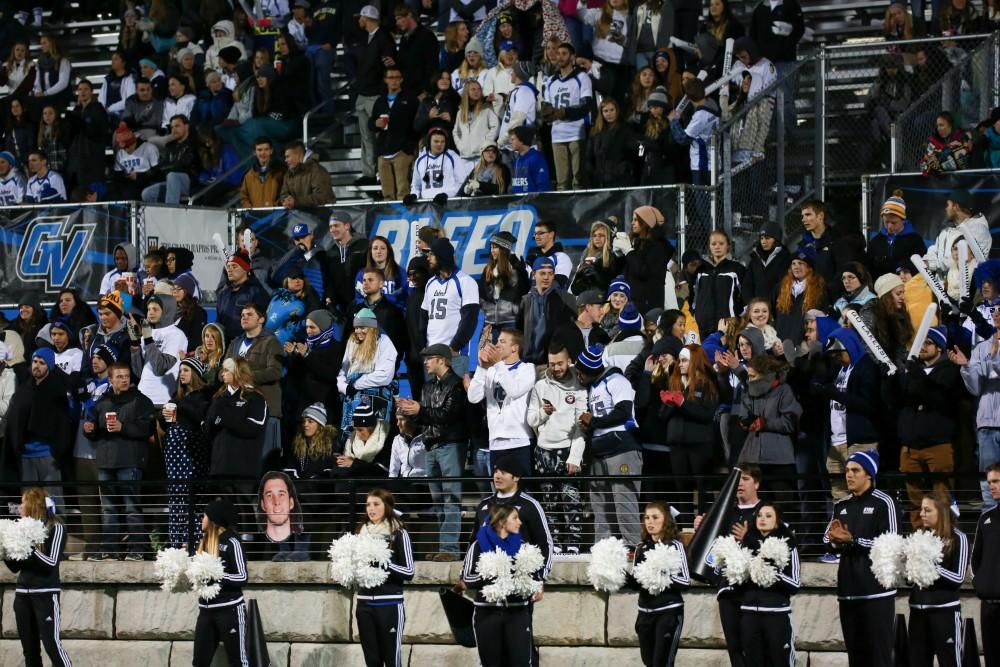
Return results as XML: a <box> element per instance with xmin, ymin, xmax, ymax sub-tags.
<box><xmin>286</xmin><ymin>340</ymin><xmax>340</xmax><ymax>414</ymax></box>
<box><xmin>132</xmin><ymin>296</ymin><xmax>188</xmax><ymax>405</ymax></box>
<box><xmin>278</xmin><ymin>154</ymin><xmax>334</xmax><ymax>206</ymax></box>
<box><xmin>866</xmin><ymin>220</ymin><xmax>927</xmax><ymax>280</ymax></box>
<box><xmin>371</xmin><ymin>89</ymin><xmax>421</xmax><ymax>157</ymax></box>
<box><xmin>517</xmin><ymin>287</ymin><xmax>578</xmax><ymax>365</ymax></box>
<box><xmin>453</xmin><ymin>107</ymin><xmax>499</xmax><ymax>160</ymax></box>
<box><xmin>887</xmin><ymin>358</ymin><xmax>962</xmax><ymax>449</ymax></box>
<box><xmin>570</xmin><ymin>252</ymin><xmax>624</xmax><ymax>296</ymax></box>
<box><xmin>67</xmin><ymin>100</ymin><xmax>109</xmax><ymax>187</ymax></box>
<box><xmin>204</xmin><ymin>20</ymin><xmax>247</xmax><ymax>73</ymax></box>
<box><xmin>925</xmin><ymin>213</ymin><xmax>992</xmax><ymax>282</ymax></box>
<box><xmin>155</xmin><ymin>135</ymin><xmax>198</xmax><ymax>180</ymax></box>
<box><xmin>822</xmin><ymin>328</ymin><xmax>883</xmax><ymax>445</ymax></box>
<box><xmin>658</xmin><ymin>383</ymin><xmax>721</xmax><ymax>447</ymax></box>
<box><xmin>585</xmin><ymin>123</ymin><xmax>638</xmax><ymax>188</ymax></box>
<box><xmin>415</xmin><ymin>369</ymin><xmax>469</xmax><ymax>448</ymax></box>
<box><xmin>637</xmin><ymin>124</ymin><xmax>679</xmax><ymax>186</ymax></box>
<box><xmin>87</xmin><ymin>387</ymin><xmax>156</xmax><ymax>469</ymax></box>
<box><xmin>479</xmin><ymin>257</ymin><xmax>530</xmax><ymax>327</ymax></box>
<box><xmin>204</xmin><ymin>388</ymin><xmax>267</xmax><ymax>477</ymax></box>
<box><xmin>223</xmin><ymin>333</ymin><xmax>284</xmax><ymax>418</ymax></box>
<box><xmin>693</xmin><ymin>258</ymin><xmax>746</xmax><ymax>336</ymax></box>
<box><xmin>744</xmin><ymin>245</ymin><xmax>791</xmax><ymax>303</ymax></box>
<box><xmin>239</xmin><ymin>159</ymin><xmax>284</xmax><ymax>208</ymax></box>
<box><xmin>215</xmin><ymin>276</ymin><xmax>270</xmax><ymax>341</ymax></box>
<box><xmin>622</xmin><ymin>226</ymin><xmax>676</xmax><ymax>315</ymax></box>
<box><xmin>357</xmin><ymin>27</ymin><xmax>396</xmax><ymax>97</ymax></box>
<box><xmin>737</xmin><ymin>379</ymin><xmax>802</xmax><ymax>466</ymax></box>
<box><xmin>3</xmin><ymin>369</ymin><xmax>72</xmax><ymax>462</ymax></box>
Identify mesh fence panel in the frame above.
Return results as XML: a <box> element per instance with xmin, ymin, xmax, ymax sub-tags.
<box><xmin>819</xmin><ymin>34</ymin><xmax>994</xmax><ymax>187</ymax></box>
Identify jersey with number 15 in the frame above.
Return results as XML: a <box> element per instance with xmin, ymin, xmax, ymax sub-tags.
<box><xmin>421</xmin><ymin>271</ymin><xmax>480</xmax><ymax>350</ymax></box>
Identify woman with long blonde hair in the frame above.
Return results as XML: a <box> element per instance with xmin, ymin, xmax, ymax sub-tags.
<box><xmin>454</xmin><ymin>79</ymin><xmax>499</xmax><ymax>165</ymax></box>
<box><xmin>570</xmin><ymin>219</ymin><xmax>622</xmax><ymax>295</ymax></box>
<box><xmin>192</xmin><ymin>498</ymin><xmax>249</xmax><ymax>667</ymax></box>
<box><xmin>450</xmin><ymin>38</ymin><xmax>488</xmax><ymax>96</ymax></box>
<box><xmin>336</xmin><ymin>308</ymin><xmax>399</xmax><ymax>431</ymax></box>
<box><xmin>195</xmin><ymin>323</ymin><xmax>225</xmax><ymax>390</ymax></box>
<box><xmin>907</xmin><ymin>491</ymin><xmax>968</xmax><ymax>667</ymax></box>
<box><xmin>461</xmin><ymin>141</ymin><xmax>510</xmax><ymax>196</ymax></box>
<box><xmin>5</xmin><ymin>487</ymin><xmax>72</xmax><ymax>667</ymax></box>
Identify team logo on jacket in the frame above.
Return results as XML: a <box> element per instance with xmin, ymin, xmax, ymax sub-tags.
<box><xmin>863</xmin><ymin>507</ymin><xmax>874</xmax><ymax>514</ymax></box>
<box><xmin>565</xmin><ymin>396</ymin><xmax>575</xmax><ymax>404</ymax></box>
<box><xmin>17</xmin><ymin>214</ymin><xmax>96</xmax><ymax>291</ymax></box>
<box><xmin>619</xmin><ymin>464</ymin><xmax>630</xmax><ymax>473</ymax></box>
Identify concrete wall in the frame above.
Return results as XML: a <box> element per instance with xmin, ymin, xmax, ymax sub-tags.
<box><xmin>0</xmin><ymin>562</ymin><xmax>984</xmax><ymax>666</ymax></box>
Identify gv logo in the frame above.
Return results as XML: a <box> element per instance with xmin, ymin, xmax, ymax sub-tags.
<box><xmin>16</xmin><ymin>215</ymin><xmax>96</xmax><ymax>290</ymax></box>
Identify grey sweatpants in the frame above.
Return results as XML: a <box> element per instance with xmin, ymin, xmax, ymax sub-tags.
<box><xmin>590</xmin><ymin>450</ymin><xmax>642</xmax><ymax>545</ymax></box>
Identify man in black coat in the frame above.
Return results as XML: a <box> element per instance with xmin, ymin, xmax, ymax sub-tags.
<box><xmin>370</xmin><ymin>66</ymin><xmax>419</xmax><ymax>200</ymax></box>
<box><xmin>354</xmin><ymin>267</ymin><xmax>407</xmax><ymax>364</ymax></box>
<box><xmin>404</xmin><ymin>255</ymin><xmax>430</xmax><ymax>400</ymax></box>
<box><xmin>67</xmin><ymin>79</ymin><xmax>109</xmax><ymax>192</ymax></box>
<box><xmin>393</xmin><ymin>5</ymin><xmax>438</xmax><ymax>95</ymax></box>
<box><xmin>353</xmin><ymin>4</ymin><xmax>396</xmax><ymax>186</ymax></box>
<box><xmin>865</xmin><ymin>194</ymin><xmax>927</xmax><ymax>280</ymax></box>
<box><xmin>140</xmin><ymin>113</ymin><xmax>198</xmax><ymax>204</ymax></box>
<box><xmin>84</xmin><ymin>362</ymin><xmax>156</xmax><ymax>560</ymax></box>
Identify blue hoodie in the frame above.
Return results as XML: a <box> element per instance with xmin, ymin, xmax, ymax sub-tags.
<box><xmin>815</xmin><ymin>316</ymin><xmax>839</xmax><ymax>348</ymax></box>
<box><xmin>826</xmin><ymin>327</ymin><xmax>882</xmax><ymax>444</ymax></box>
<box><xmin>511</xmin><ymin>148</ymin><xmax>551</xmax><ymax>194</ymax></box>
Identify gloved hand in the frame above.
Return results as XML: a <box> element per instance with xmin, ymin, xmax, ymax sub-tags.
<box><xmin>738</xmin><ymin>413</ymin><xmax>759</xmax><ymax>431</ymax></box>
<box><xmin>747</xmin><ymin>417</ymin><xmax>766</xmax><ymax>432</ymax></box>
<box><xmin>876</xmin><ymin>360</ymin><xmax>896</xmax><ymax>376</ymax></box>
<box><xmin>433</xmin><ymin>192</ymin><xmax>448</xmax><ymax>207</ymax></box>
<box><xmin>464</xmin><ymin>179</ymin><xmax>480</xmax><ymax>195</ymax></box>
<box><xmin>612</xmin><ymin>233</ymin><xmax>632</xmax><ymax>257</ymax></box>
<box><xmin>809</xmin><ymin>381</ymin><xmax>834</xmax><ymax>399</ymax></box>
<box><xmin>141</xmin><ymin>319</ymin><xmax>153</xmax><ymax>342</ymax></box>
<box><xmin>659</xmin><ymin>390</ymin><xmax>684</xmax><ymax>406</ymax></box>
<box><xmin>403</xmin><ymin>193</ymin><xmax>418</xmax><ymax>206</ymax></box>
<box><xmin>772</xmin><ymin>20</ymin><xmax>794</xmax><ymax>36</ymax></box>
<box><xmin>959</xmin><ymin>294</ymin><xmax>976</xmax><ymax>316</ymax></box>
<box><xmin>904</xmin><ymin>358</ymin><xmax>923</xmax><ymax>374</ymax></box>
<box><xmin>552</xmin><ymin>107</ymin><xmax>567</xmax><ymax>121</ymax></box>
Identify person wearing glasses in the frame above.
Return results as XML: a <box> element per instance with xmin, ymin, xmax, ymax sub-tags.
<box><xmin>525</xmin><ymin>221</ymin><xmax>572</xmax><ymax>289</ymax></box>
<box><xmin>370</xmin><ymin>66</ymin><xmax>419</xmax><ymax>201</ymax></box>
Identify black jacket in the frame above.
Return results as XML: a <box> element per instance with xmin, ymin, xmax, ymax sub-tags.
<box><xmin>215</xmin><ymin>276</ymin><xmax>270</xmax><ymax>341</ymax></box>
<box><xmin>371</xmin><ymin>89</ymin><xmax>420</xmax><ymax>156</ymax></box>
<box><xmin>822</xmin><ymin>356</ymin><xmax>883</xmax><ymax>445</ymax></box>
<box><xmin>204</xmin><ymin>388</ymin><xmax>268</xmax><ymax>478</ymax></box>
<box><xmin>155</xmin><ymin>134</ymin><xmax>198</xmax><ymax>179</ymax></box>
<box><xmin>629</xmin><ymin>537</ymin><xmax>689</xmax><ymax>612</ymax></box>
<box><xmin>472</xmin><ymin>489</ymin><xmax>553</xmax><ymax>579</ymax></box>
<box><xmin>356</xmin><ymin>528</ymin><xmax>415</xmax><ymax>604</ymax></box>
<box><xmin>693</xmin><ymin>258</ymin><xmax>746</xmax><ymax>336</ymax></box>
<box><xmin>623</xmin><ymin>227</ymin><xmax>676</xmax><ymax>316</ymax></box>
<box><xmin>585</xmin><ymin>123</ymin><xmax>638</xmax><ymax>188</ymax></box>
<box><xmin>325</xmin><ymin>236</ymin><xmax>369</xmax><ymax>314</ymax></box>
<box><xmin>479</xmin><ymin>256</ymin><xmax>530</xmax><ymax>326</ymax></box>
<box><xmin>909</xmin><ymin>528</ymin><xmax>968</xmax><ymax>610</ymax></box>
<box><xmin>658</xmin><ymin>385</ymin><xmax>720</xmax><ymax>447</ymax></box>
<box><xmin>973</xmin><ymin>505</ymin><xmax>1000</xmax><ymax>600</ymax></box>
<box><xmin>163</xmin><ymin>386</ymin><xmax>212</xmax><ymax>432</ymax></box>
<box><xmin>888</xmin><ymin>358</ymin><xmax>961</xmax><ymax>449</ymax></box>
<box><xmin>570</xmin><ymin>253</ymin><xmax>624</xmax><ymax>296</ymax></box>
<box><xmin>397</xmin><ymin>24</ymin><xmax>439</xmax><ymax>95</ymax></box>
<box><xmin>740</xmin><ymin>531</ymin><xmax>801</xmax><ymax>613</ymax></box>
<box><xmin>199</xmin><ymin>529</ymin><xmax>248</xmax><ymax>608</ymax></box>
<box><xmin>825</xmin><ymin>485</ymin><xmax>900</xmax><ymax>600</ymax></box>
<box><xmin>865</xmin><ymin>226</ymin><xmax>927</xmax><ymax>281</ymax></box>
<box><xmin>416</xmin><ymin>369</ymin><xmax>468</xmax><ymax>448</ymax></box>
<box><xmin>356</xmin><ymin>27</ymin><xmax>396</xmax><ymax>97</ymax></box>
<box><xmin>287</xmin><ymin>342</ymin><xmax>340</xmax><ymax>415</ymax></box>
<box><xmin>67</xmin><ymin>100</ymin><xmax>109</xmax><ymax>186</ymax></box>
<box><xmin>4</xmin><ymin>369</ymin><xmax>72</xmax><ymax>462</ymax></box>
<box><xmin>4</xmin><ymin>521</ymin><xmax>66</xmax><ymax>592</ymax></box>
<box><xmin>749</xmin><ymin>0</ymin><xmax>805</xmax><ymax>63</ymax></box>
<box><xmin>773</xmin><ymin>286</ymin><xmax>828</xmax><ymax>345</ymax></box>
<box><xmin>87</xmin><ymin>387</ymin><xmax>156</xmax><ymax>470</ymax></box>
<box><xmin>637</xmin><ymin>125</ymin><xmax>679</xmax><ymax>186</ymax></box>
<box><xmin>744</xmin><ymin>245</ymin><xmax>791</xmax><ymax>304</ymax></box>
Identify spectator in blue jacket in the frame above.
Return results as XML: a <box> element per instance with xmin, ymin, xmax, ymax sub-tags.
<box><xmin>510</xmin><ymin>125</ymin><xmax>550</xmax><ymax>194</ymax></box>
<box><xmin>191</xmin><ymin>71</ymin><xmax>233</xmax><ymax>129</ymax></box>
<box><xmin>215</xmin><ymin>250</ymin><xmax>270</xmax><ymax>340</ymax></box>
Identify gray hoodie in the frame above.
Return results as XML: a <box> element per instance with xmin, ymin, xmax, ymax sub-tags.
<box><xmin>133</xmin><ymin>294</ymin><xmax>188</xmax><ymax>405</ymax></box>
<box><xmin>960</xmin><ymin>336</ymin><xmax>1000</xmax><ymax>429</ymax></box>
<box><xmin>99</xmin><ymin>242</ymin><xmax>139</xmax><ymax>296</ymax></box>
<box><xmin>525</xmin><ymin>369</ymin><xmax>589</xmax><ymax>467</ymax></box>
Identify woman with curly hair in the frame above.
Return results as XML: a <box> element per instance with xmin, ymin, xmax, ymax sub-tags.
<box><xmin>774</xmin><ymin>251</ymin><xmax>828</xmax><ymax>344</ymax></box>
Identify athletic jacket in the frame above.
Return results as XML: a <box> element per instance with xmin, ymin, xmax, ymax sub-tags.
<box><xmin>716</xmin><ymin>500</ymin><xmax>765</xmax><ymax>598</ymax></box>
<box><xmin>24</xmin><ymin>169</ymin><xmax>66</xmax><ymax>203</ymax></box>
<box><xmin>356</xmin><ymin>528</ymin><xmax>415</xmax><ymax>604</ymax></box>
<box><xmin>630</xmin><ymin>537</ymin><xmax>689</xmax><ymax>613</ymax></box>
<box><xmin>909</xmin><ymin>528</ymin><xmax>968</xmax><ymax>610</ymax></box>
<box><xmin>0</xmin><ymin>169</ymin><xmax>25</xmax><ymax>205</ymax></box>
<box><xmin>692</xmin><ymin>258</ymin><xmax>745</xmax><ymax>338</ymax></box>
<box><xmin>670</xmin><ymin>106</ymin><xmax>719</xmax><ymax>174</ymax></box>
<box><xmin>510</xmin><ymin>147</ymin><xmax>551</xmax><ymax>194</ymax></box>
<box><xmin>740</xmin><ymin>532</ymin><xmax>801</xmax><ymax>613</ymax></box>
<box><xmin>973</xmin><ymin>505</ymin><xmax>1000</xmax><ymax>600</ymax></box>
<box><xmin>473</xmin><ymin>489</ymin><xmax>554</xmax><ymax>579</ymax></box>
<box><xmin>203</xmin><ymin>388</ymin><xmax>268</xmax><ymax>478</ymax></box>
<box><xmin>824</xmin><ymin>485</ymin><xmax>900</xmax><ymax>600</ymax></box>
<box><xmin>411</xmin><ymin>148</ymin><xmax>465</xmax><ymax>199</ymax></box>
<box><xmin>4</xmin><ymin>522</ymin><xmax>66</xmax><ymax>593</ymax></box>
<box><xmin>586</xmin><ymin>367</ymin><xmax>640</xmax><ymax>458</ymax></box>
<box><xmin>462</xmin><ymin>539</ymin><xmax>540</xmax><ymax>607</ymax></box>
<box><xmin>467</xmin><ymin>359</ymin><xmax>536</xmax><ymax>445</ymax></box>
<box><xmin>199</xmin><ymin>529</ymin><xmax>247</xmax><ymax>609</ymax></box>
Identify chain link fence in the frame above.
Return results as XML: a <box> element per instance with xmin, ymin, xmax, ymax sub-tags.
<box><xmin>818</xmin><ymin>33</ymin><xmax>996</xmax><ymax>190</ymax></box>
<box><xmin>891</xmin><ymin>33</ymin><xmax>999</xmax><ymax>173</ymax></box>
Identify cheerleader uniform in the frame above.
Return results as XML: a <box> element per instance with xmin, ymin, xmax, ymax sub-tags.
<box><xmin>4</xmin><ymin>522</ymin><xmax>72</xmax><ymax>667</ymax></box>
<box><xmin>908</xmin><ymin>528</ymin><xmax>969</xmax><ymax>667</ymax></box>
<box><xmin>192</xmin><ymin>529</ymin><xmax>249</xmax><ymax>667</ymax></box>
<box><xmin>355</xmin><ymin>527</ymin><xmax>415</xmax><ymax>667</ymax></box>
<box><xmin>462</xmin><ymin>535</ymin><xmax>540</xmax><ymax>667</ymax></box>
<box><xmin>739</xmin><ymin>533</ymin><xmax>801</xmax><ymax>667</ymax></box>
<box><xmin>630</xmin><ymin>537</ymin><xmax>689</xmax><ymax>667</ymax></box>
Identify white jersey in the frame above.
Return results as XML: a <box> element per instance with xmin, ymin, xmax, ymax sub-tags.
<box><xmin>421</xmin><ymin>270</ymin><xmax>480</xmax><ymax>351</ymax></box>
<box><xmin>55</xmin><ymin>348</ymin><xmax>83</xmax><ymax>375</ymax></box>
<box><xmin>115</xmin><ymin>142</ymin><xmax>160</xmax><ymax>174</ymax></box>
<box><xmin>25</xmin><ymin>170</ymin><xmax>67</xmax><ymax>203</ymax></box>
<box><xmin>585</xmin><ymin>8</ymin><xmax>628</xmax><ymax>64</ymax></box>
<box><xmin>497</xmin><ymin>82</ymin><xmax>538</xmax><ymax>150</ymax></box>
<box><xmin>730</xmin><ymin>57</ymin><xmax>778</xmax><ymax>101</ymax></box>
<box><xmin>543</xmin><ymin>69</ymin><xmax>592</xmax><ymax>143</ymax></box>
<box><xmin>450</xmin><ymin>67</ymin><xmax>489</xmax><ymax>96</ymax></box>
<box><xmin>410</xmin><ymin>148</ymin><xmax>467</xmax><ymax>199</ymax></box>
<box><xmin>467</xmin><ymin>359</ymin><xmax>537</xmax><ymax>447</ymax></box>
<box><xmin>0</xmin><ymin>170</ymin><xmax>25</xmax><ymax>206</ymax></box>
<box><xmin>586</xmin><ymin>369</ymin><xmax>638</xmax><ymax>438</ymax></box>
<box><xmin>683</xmin><ymin>107</ymin><xmax>719</xmax><ymax>173</ymax></box>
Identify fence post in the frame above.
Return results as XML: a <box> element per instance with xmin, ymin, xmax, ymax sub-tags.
<box><xmin>677</xmin><ymin>185</ymin><xmax>687</xmax><ymax>258</ymax></box>
<box><xmin>130</xmin><ymin>202</ymin><xmax>144</xmax><ymax>252</ymax></box>
<box><xmin>710</xmin><ymin>134</ymin><xmax>718</xmax><ymax>231</ymax></box>
<box><xmin>993</xmin><ymin>34</ymin><xmax>999</xmax><ymax>110</ymax></box>
<box><xmin>861</xmin><ymin>175</ymin><xmax>871</xmax><ymax>242</ymax></box>
<box><xmin>815</xmin><ymin>48</ymin><xmax>826</xmax><ymax>201</ymax></box>
<box><xmin>890</xmin><ymin>123</ymin><xmax>898</xmax><ymax>173</ymax></box>
<box><xmin>722</xmin><ymin>127</ymin><xmax>733</xmax><ymax>238</ymax></box>
<box><xmin>775</xmin><ymin>86</ymin><xmax>786</xmax><ymax>228</ymax></box>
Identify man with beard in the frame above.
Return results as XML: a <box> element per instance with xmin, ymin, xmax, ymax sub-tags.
<box><xmin>418</xmin><ymin>238</ymin><xmax>480</xmax><ymax>378</ymax></box>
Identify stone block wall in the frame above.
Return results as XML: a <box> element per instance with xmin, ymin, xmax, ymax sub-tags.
<box><xmin>0</xmin><ymin>562</ymin><xmax>984</xmax><ymax>666</ymax></box>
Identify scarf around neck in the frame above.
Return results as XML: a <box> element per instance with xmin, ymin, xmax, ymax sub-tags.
<box><xmin>476</xmin><ymin>523</ymin><xmax>522</xmax><ymax>557</ymax></box>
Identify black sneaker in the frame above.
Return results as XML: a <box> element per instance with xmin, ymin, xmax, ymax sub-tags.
<box><xmin>90</xmin><ymin>553</ymin><xmax>113</xmax><ymax>561</ymax></box>
<box><xmin>353</xmin><ymin>175</ymin><xmax>378</xmax><ymax>187</ymax></box>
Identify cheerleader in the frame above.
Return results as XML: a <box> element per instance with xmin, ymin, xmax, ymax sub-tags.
<box><xmin>740</xmin><ymin>503</ymin><xmax>801</xmax><ymax>667</ymax></box>
<box><xmin>908</xmin><ymin>491</ymin><xmax>969</xmax><ymax>667</ymax></box>
<box><xmin>192</xmin><ymin>499</ymin><xmax>249</xmax><ymax>667</ymax></box>
<box><xmin>631</xmin><ymin>501</ymin><xmax>690</xmax><ymax>667</ymax></box>
<box><xmin>462</xmin><ymin>505</ymin><xmax>540</xmax><ymax>667</ymax></box>
<box><xmin>355</xmin><ymin>489</ymin><xmax>415</xmax><ymax>667</ymax></box>
<box><xmin>4</xmin><ymin>487</ymin><xmax>72</xmax><ymax>667</ymax></box>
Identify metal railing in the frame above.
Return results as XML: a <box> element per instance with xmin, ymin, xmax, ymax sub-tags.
<box><xmin>4</xmin><ymin>472</ymin><xmax>988</xmax><ymax>561</ymax></box>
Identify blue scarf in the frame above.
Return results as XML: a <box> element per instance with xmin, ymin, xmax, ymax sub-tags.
<box><xmin>476</xmin><ymin>523</ymin><xmax>521</xmax><ymax>557</ymax></box>
<box><xmin>306</xmin><ymin>322</ymin><xmax>336</xmax><ymax>352</ymax></box>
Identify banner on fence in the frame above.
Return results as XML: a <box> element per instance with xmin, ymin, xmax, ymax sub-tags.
<box><xmin>0</xmin><ymin>204</ymin><xmax>132</xmax><ymax>307</ymax></box>
<box><xmin>237</xmin><ymin>187</ymin><xmax>681</xmax><ymax>280</ymax></box>
<box><xmin>868</xmin><ymin>172</ymin><xmax>1000</xmax><ymax>249</ymax></box>
<box><xmin>143</xmin><ymin>205</ymin><xmax>231</xmax><ymax>303</ymax></box>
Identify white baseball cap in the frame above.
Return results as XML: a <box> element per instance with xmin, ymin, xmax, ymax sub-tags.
<box><xmin>358</xmin><ymin>4</ymin><xmax>380</xmax><ymax>20</ymax></box>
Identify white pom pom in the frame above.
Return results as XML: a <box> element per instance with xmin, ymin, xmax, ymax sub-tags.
<box><xmin>1</xmin><ymin>517</ymin><xmax>49</xmax><ymax>561</ymax></box>
<box><xmin>904</xmin><ymin>531</ymin><xmax>944</xmax><ymax>589</ymax></box>
<box><xmin>711</xmin><ymin>535</ymin><xmax>752</xmax><ymax>586</ymax></box>
<box><xmin>587</xmin><ymin>537</ymin><xmax>630</xmax><ymax>593</ymax></box>
<box><xmin>353</xmin><ymin>534</ymin><xmax>392</xmax><ymax>589</ymax></box>
<box><xmin>328</xmin><ymin>534</ymin><xmax>359</xmax><ymax>587</ymax></box>
<box><xmin>513</xmin><ymin>544</ymin><xmax>544</xmax><ymax>578</ymax></box>
<box><xmin>748</xmin><ymin>555</ymin><xmax>779</xmax><ymax>588</ymax></box>
<box><xmin>758</xmin><ymin>537</ymin><xmax>791</xmax><ymax>570</ymax></box>
<box><xmin>187</xmin><ymin>552</ymin><xmax>226</xmax><ymax>600</ymax></box>
<box><xmin>478</xmin><ymin>549</ymin><xmax>514</xmax><ymax>582</ymax></box>
<box><xmin>154</xmin><ymin>548</ymin><xmax>192</xmax><ymax>593</ymax></box>
<box><xmin>633</xmin><ymin>543</ymin><xmax>684</xmax><ymax>595</ymax></box>
<box><xmin>869</xmin><ymin>533</ymin><xmax>906</xmax><ymax>590</ymax></box>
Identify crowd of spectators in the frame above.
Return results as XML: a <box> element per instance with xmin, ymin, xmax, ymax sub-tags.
<box><xmin>0</xmin><ymin>182</ymin><xmax>996</xmax><ymax>561</ymax></box>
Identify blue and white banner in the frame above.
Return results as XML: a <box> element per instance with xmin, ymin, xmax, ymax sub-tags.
<box><xmin>0</xmin><ymin>204</ymin><xmax>132</xmax><ymax>306</ymax></box>
<box><xmin>237</xmin><ymin>187</ymin><xmax>681</xmax><ymax>280</ymax></box>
